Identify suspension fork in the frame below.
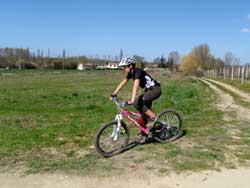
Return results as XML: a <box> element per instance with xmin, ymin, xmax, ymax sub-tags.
<box><xmin>111</xmin><ymin>114</ymin><xmax>122</xmax><ymax>141</ymax></box>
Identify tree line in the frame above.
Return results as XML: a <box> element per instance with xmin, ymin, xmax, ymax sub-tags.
<box><xmin>179</xmin><ymin>44</ymin><xmax>247</xmax><ymax>76</ymax></box>
<box><xmin>0</xmin><ymin>45</ymin><xmax>247</xmax><ymax>75</ymax></box>
<box><xmin>152</xmin><ymin>44</ymin><xmax>246</xmax><ymax>75</ymax></box>
<box><xmin>0</xmin><ymin>48</ymin><xmax>117</xmax><ymax>70</ymax></box>
<box><xmin>0</xmin><ymin>48</ymin><xmax>163</xmax><ymax>70</ymax></box>
<box><xmin>153</xmin><ymin>51</ymin><xmax>180</xmax><ymax>70</ymax></box>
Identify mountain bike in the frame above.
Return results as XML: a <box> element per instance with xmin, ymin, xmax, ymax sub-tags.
<box><xmin>94</xmin><ymin>96</ymin><xmax>183</xmax><ymax>157</ymax></box>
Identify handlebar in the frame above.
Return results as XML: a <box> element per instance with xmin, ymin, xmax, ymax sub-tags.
<box><xmin>111</xmin><ymin>96</ymin><xmax>132</xmax><ymax>109</ymax></box>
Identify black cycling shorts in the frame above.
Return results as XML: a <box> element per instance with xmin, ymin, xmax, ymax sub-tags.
<box><xmin>133</xmin><ymin>85</ymin><xmax>161</xmax><ymax>113</ymax></box>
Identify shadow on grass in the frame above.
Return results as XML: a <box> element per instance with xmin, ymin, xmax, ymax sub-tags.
<box><xmin>120</xmin><ymin>129</ymin><xmax>187</xmax><ymax>155</ymax></box>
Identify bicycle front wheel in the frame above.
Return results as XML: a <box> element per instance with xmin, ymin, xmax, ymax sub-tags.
<box><xmin>152</xmin><ymin>109</ymin><xmax>183</xmax><ymax>143</ymax></box>
<box><xmin>94</xmin><ymin>121</ymin><xmax>130</xmax><ymax>157</ymax></box>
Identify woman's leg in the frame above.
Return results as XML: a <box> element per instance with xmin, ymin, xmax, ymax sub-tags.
<box><xmin>133</xmin><ymin>95</ymin><xmax>155</xmax><ymax>118</ymax></box>
<box><xmin>144</xmin><ymin>108</ymin><xmax>156</xmax><ymax>119</ymax></box>
<box><xmin>133</xmin><ymin>95</ymin><xmax>144</xmax><ymax>113</ymax></box>
<box><xmin>142</xmin><ymin>86</ymin><xmax>161</xmax><ymax>117</ymax></box>
<box><xmin>133</xmin><ymin>86</ymin><xmax>161</xmax><ymax>125</ymax></box>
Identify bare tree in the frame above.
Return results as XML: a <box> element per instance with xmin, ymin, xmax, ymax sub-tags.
<box><xmin>18</xmin><ymin>48</ymin><xmax>22</xmax><ymax>69</ymax></box>
<box><xmin>155</xmin><ymin>55</ymin><xmax>167</xmax><ymax>68</ymax></box>
<box><xmin>62</xmin><ymin>49</ymin><xmax>66</xmax><ymax>70</ymax></box>
<box><xmin>119</xmin><ymin>48</ymin><xmax>123</xmax><ymax>61</ymax></box>
<box><xmin>168</xmin><ymin>51</ymin><xmax>180</xmax><ymax>65</ymax></box>
<box><xmin>167</xmin><ymin>51</ymin><xmax>181</xmax><ymax>70</ymax></box>
<box><xmin>192</xmin><ymin>43</ymin><xmax>211</xmax><ymax>69</ymax></box>
<box><xmin>224</xmin><ymin>51</ymin><xmax>236</xmax><ymax>66</ymax></box>
<box><xmin>223</xmin><ymin>52</ymin><xmax>241</xmax><ymax>80</ymax></box>
<box><xmin>47</xmin><ymin>48</ymin><xmax>50</xmax><ymax>58</ymax></box>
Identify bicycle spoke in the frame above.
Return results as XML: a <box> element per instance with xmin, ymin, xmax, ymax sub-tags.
<box><xmin>152</xmin><ymin>110</ymin><xmax>182</xmax><ymax>143</ymax></box>
<box><xmin>95</xmin><ymin>122</ymin><xmax>129</xmax><ymax>156</ymax></box>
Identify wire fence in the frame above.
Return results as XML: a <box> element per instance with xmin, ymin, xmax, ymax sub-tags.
<box><xmin>204</xmin><ymin>65</ymin><xmax>250</xmax><ymax>84</ymax></box>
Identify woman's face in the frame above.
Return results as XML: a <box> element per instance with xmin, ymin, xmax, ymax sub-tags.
<box><xmin>123</xmin><ymin>65</ymin><xmax>131</xmax><ymax>74</ymax></box>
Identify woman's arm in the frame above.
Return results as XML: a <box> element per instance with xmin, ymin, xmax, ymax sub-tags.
<box><xmin>112</xmin><ymin>78</ymin><xmax>129</xmax><ymax>96</ymax></box>
<box><xmin>129</xmin><ymin>79</ymin><xmax>140</xmax><ymax>103</ymax></box>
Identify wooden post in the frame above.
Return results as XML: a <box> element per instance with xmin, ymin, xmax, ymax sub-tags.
<box><xmin>223</xmin><ymin>67</ymin><xmax>227</xmax><ymax>80</ymax></box>
<box><xmin>246</xmin><ymin>66</ymin><xmax>248</xmax><ymax>80</ymax></box>
<box><xmin>238</xmin><ymin>66</ymin><xmax>240</xmax><ymax>79</ymax></box>
<box><xmin>248</xmin><ymin>66</ymin><xmax>249</xmax><ymax>80</ymax></box>
<box><xmin>231</xmin><ymin>66</ymin><xmax>234</xmax><ymax>81</ymax></box>
<box><xmin>247</xmin><ymin>66</ymin><xmax>250</xmax><ymax>79</ymax></box>
<box><xmin>248</xmin><ymin>66</ymin><xmax>250</xmax><ymax>79</ymax></box>
<box><xmin>242</xmin><ymin>66</ymin><xmax>245</xmax><ymax>84</ymax></box>
<box><xmin>247</xmin><ymin>66</ymin><xmax>250</xmax><ymax>80</ymax></box>
<box><xmin>226</xmin><ymin>68</ymin><xmax>227</xmax><ymax>79</ymax></box>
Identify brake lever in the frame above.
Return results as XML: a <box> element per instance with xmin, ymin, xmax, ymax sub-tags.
<box><xmin>121</xmin><ymin>102</ymin><xmax>127</xmax><ymax>108</ymax></box>
<box><xmin>122</xmin><ymin>101</ymin><xmax>133</xmax><ymax>108</ymax></box>
<box><xmin>112</xmin><ymin>96</ymin><xmax>118</xmax><ymax>103</ymax></box>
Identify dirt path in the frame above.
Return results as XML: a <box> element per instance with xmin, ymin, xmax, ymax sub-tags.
<box><xmin>200</xmin><ymin>78</ymin><xmax>250</xmax><ymax>122</ymax></box>
<box><xmin>1</xmin><ymin>79</ymin><xmax>250</xmax><ymax>188</ymax></box>
<box><xmin>1</xmin><ymin>168</ymin><xmax>250</xmax><ymax>188</ymax></box>
<box><xmin>198</xmin><ymin>78</ymin><xmax>250</xmax><ymax>122</ymax></box>
<box><xmin>204</xmin><ymin>78</ymin><xmax>250</xmax><ymax>101</ymax></box>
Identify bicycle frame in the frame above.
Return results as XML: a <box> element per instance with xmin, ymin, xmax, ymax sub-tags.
<box><xmin>112</xmin><ymin>97</ymin><xmax>150</xmax><ymax>136</ymax></box>
<box><xmin>119</xmin><ymin>108</ymin><xmax>150</xmax><ymax>134</ymax></box>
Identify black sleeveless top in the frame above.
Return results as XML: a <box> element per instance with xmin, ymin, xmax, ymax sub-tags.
<box><xmin>126</xmin><ymin>68</ymin><xmax>160</xmax><ymax>89</ymax></box>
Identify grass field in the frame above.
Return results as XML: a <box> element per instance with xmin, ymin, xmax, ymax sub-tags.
<box><xmin>0</xmin><ymin>70</ymin><xmax>249</xmax><ymax>175</ymax></box>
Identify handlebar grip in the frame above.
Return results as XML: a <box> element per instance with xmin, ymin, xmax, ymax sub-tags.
<box><xmin>121</xmin><ymin>101</ymin><xmax>127</xmax><ymax>107</ymax></box>
<box><xmin>110</xmin><ymin>94</ymin><xmax>117</xmax><ymax>98</ymax></box>
<box><xmin>112</xmin><ymin>96</ymin><xmax>118</xmax><ymax>102</ymax></box>
<box><xmin>122</xmin><ymin>101</ymin><xmax>133</xmax><ymax>107</ymax></box>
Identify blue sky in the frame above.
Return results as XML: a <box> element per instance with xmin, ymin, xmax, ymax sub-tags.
<box><xmin>0</xmin><ymin>0</ymin><xmax>250</xmax><ymax>62</ymax></box>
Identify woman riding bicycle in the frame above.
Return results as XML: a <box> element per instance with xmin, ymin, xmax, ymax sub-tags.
<box><xmin>110</xmin><ymin>57</ymin><xmax>162</xmax><ymax>135</ymax></box>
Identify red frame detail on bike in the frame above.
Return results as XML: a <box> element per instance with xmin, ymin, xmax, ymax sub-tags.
<box><xmin>120</xmin><ymin>108</ymin><xmax>149</xmax><ymax>134</ymax></box>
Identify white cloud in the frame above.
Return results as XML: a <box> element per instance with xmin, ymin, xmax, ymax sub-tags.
<box><xmin>241</xmin><ymin>28</ymin><xmax>250</xmax><ymax>33</ymax></box>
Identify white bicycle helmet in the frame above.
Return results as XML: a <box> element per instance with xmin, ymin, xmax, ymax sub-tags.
<box><xmin>118</xmin><ymin>57</ymin><xmax>136</xmax><ymax>67</ymax></box>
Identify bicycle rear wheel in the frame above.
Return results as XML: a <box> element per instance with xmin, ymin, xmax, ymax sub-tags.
<box><xmin>152</xmin><ymin>109</ymin><xmax>183</xmax><ymax>143</ymax></box>
<box><xmin>94</xmin><ymin>121</ymin><xmax>130</xmax><ymax>157</ymax></box>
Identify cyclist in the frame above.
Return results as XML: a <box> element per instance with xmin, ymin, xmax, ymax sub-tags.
<box><xmin>110</xmin><ymin>57</ymin><xmax>161</xmax><ymax>141</ymax></box>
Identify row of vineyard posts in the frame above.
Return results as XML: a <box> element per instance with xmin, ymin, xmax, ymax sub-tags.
<box><xmin>204</xmin><ymin>65</ymin><xmax>250</xmax><ymax>84</ymax></box>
